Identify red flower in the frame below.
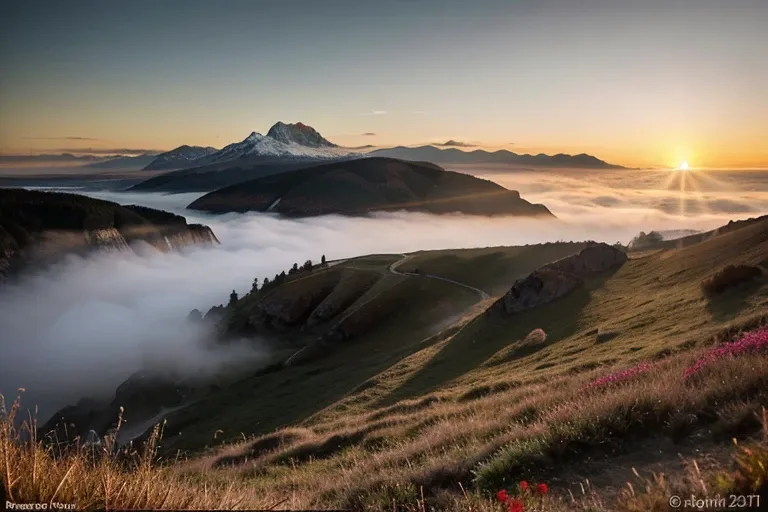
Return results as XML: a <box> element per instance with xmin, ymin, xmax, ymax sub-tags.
<box><xmin>537</xmin><ymin>483</ymin><xmax>549</xmax><ymax>495</ymax></box>
<box><xmin>519</xmin><ymin>480</ymin><xmax>529</xmax><ymax>492</ymax></box>
<box><xmin>496</xmin><ymin>489</ymin><xmax>510</xmax><ymax>503</ymax></box>
<box><xmin>507</xmin><ymin>499</ymin><xmax>525</xmax><ymax>512</ymax></box>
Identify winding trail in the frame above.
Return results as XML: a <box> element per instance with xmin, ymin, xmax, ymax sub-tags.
<box><xmin>388</xmin><ymin>254</ymin><xmax>490</xmax><ymax>300</ymax></box>
<box><xmin>285</xmin><ymin>254</ymin><xmax>490</xmax><ymax>366</ymax></box>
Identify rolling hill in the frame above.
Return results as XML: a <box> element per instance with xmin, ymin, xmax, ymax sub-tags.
<box><xmin>187</xmin><ymin>157</ymin><xmax>554</xmax><ymax>217</ymax></box>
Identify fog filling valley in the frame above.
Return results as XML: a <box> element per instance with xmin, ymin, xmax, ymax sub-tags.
<box><xmin>1</xmin><ymin>168</ymin><xmax>766</xmax><ymax>423</ymax></box>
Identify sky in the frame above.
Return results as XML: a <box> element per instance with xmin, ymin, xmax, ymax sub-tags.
<box><xmin>0</xmin><ymin>0</ymin><xmax>766</xmax><ymax>168</ymax></box>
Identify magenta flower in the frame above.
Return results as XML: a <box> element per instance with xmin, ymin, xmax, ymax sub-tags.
<box><xmin>684</xmin><ymin>327</ymin><xmax>768</xmax><ymax>379</ymax></box>
<box><xmin>584</xmin><ymin>361</ymin><xmax>654</xmax><ymax>391</ymax></box>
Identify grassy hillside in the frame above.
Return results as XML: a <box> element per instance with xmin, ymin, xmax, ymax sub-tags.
<box><xmin>398</xmin><ymin>242</ymin><xmax>593</xmax><ymax>296</ymax></box>
<box><xmin>6</xmin><ymin>217</ymin><xmax>768</xmax><ymax>510</ymax></box>
<box><xmin>188</xmin><ymin>157</ymin><xmax>553</xmax><ymax>218</ymax></box>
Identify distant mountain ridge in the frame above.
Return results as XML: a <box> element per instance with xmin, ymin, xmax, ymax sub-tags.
<box><xmin>143</xmin><ymin>145</ymin><xmax>219</xmax><ymax>171</ymax></box>
<box><xmin>369</xmin><ymin>145</ymin><xmax>624</xmax><ymax>169</ymax></box>
<box><xmin>85</xmin><ymin>153</ymin><xmax>159</xmax><ymax>169</ymax></box>
<box><xmin>0</xmin><ymin>153</ymin><xmax>102</xmax><ymax>164</ymax></box>
<box><xmin>5</xmin><ymin>122</ymin><xmax>624</xmax><ymax>172</ymax></box>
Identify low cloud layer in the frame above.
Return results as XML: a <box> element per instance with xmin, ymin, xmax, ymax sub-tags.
<box><xmin>0</xmin><ymin>168</ymin><xmax>765</xmax><ymax>423</ymax></box>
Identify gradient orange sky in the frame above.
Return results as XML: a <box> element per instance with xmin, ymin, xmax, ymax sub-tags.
<box><xmin>1</xmin><ymin>0</ymin><xmax>766</xmax><ymax>169</ymax></box>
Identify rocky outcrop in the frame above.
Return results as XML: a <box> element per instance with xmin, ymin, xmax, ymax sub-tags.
<box><xmin>266</xmin><ymin>121</ymin><xmax>338</xmax><ymax>148</ymax></box>
<box><xmin>540</xmin><ymin>243</ymin><xmax>628</xmax><ymax>275</ymax></box>
<box><xmin>497</xmin><ymin>269</ymin><xmax>583</xmax><ymax>314</ymax></box>
<box><xmin>495</xmin><ymin>243</ymin><xmax>627</xmax><ymax>314</ymax></box>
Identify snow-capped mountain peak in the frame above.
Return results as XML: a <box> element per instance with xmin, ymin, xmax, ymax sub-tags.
<box><xmin>206</xmin><ymin>124</ymin><xmax>356</xmax><ymax>162</ymax></box>
<box><xmin>266</xmin><ymin>121</ymin><xmax>338</xmax><ymax>148</ymax></box>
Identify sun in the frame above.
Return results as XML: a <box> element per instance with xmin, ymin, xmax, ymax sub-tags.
<box><xmin>679</xmin><ymin>161</ymin><xmax>689</xmax><ymax>171</ymax></box>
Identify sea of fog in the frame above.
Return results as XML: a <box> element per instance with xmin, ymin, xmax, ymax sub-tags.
<box><xmin>1</xmin><ymin>167</ymin><xmax>766</xmax><ymax>423</ymax></box>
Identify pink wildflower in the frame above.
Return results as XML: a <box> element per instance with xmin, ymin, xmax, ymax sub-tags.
<box><xmin>684</xmin><ymin>327</ymin><xmax>768</xmax><ymax>379</ymax></box>
<box><xmin>584</xmin><ymin>361</ymin><xmax>654</xmax><ymax>390</ymax></box>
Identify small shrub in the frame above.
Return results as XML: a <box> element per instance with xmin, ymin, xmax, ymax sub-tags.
<box><xmin>701</xmin><ymin>264</ymin><xmax>762</xmax><ymax>296</ymax></box>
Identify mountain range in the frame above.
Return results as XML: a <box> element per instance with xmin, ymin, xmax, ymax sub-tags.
<box><xmin>138</xmin><ymin>122</ymin><xmax>624</xmax><ymax>171</ymax></box>
<box><xmin>2</xmin><ymin>122</ymin><xmax>624</xmax><ymax>172</ymax></box>
<box><xmin>370</xmin><ymin>145</ymin><xmax>624</xmax><ymax>168</ymax></box>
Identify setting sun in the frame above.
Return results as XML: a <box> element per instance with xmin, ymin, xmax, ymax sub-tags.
<box><xmin>679</xmin><ymin>161</ymin><xmax>689</xmax><ymax>171</ymax></box>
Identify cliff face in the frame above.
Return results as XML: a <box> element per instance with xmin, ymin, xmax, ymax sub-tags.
<box><xmin>0</xmin><ymin>188</ymin><xmax>219</xmax><ymax>282</ymax></box>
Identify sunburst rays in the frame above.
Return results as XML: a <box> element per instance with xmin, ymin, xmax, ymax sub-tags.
<box><xmin>660</xmin><ymin>168</ymin><xmax>733</xmax><ymax>217</ymax></box>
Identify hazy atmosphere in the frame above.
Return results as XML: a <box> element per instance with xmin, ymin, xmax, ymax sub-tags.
<box><xmin>1</xmin><ymin>2</ymin><xmax>767</xmax><ymax>511</ymax></box>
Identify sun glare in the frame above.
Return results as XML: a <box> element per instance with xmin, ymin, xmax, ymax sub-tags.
<box><xmin>679</xmin><ymin>161</ymin><xmax>689</xmax><ymax>171</ymax></box>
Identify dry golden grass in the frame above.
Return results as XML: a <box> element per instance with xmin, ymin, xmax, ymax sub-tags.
<box><xmin>0</xmin><ymin>395</ymin><xmax>286</xmax><ymax>510</ymax></box>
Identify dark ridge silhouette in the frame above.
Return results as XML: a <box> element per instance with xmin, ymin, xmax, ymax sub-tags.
<box><xmin>187</xmin><ymin>157</ymin><xmax>554</xmax><ymax>218</ymax></box>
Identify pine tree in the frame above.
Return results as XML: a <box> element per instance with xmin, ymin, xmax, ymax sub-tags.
<box><xmin>321</xmin><ymin>254</ymin><xmax>327</xmax><ymax>265</ymax></box>
<box><xmin>251</xmin><ymin>277</ymin><xmax>259</xmax><ymax>292</ymax></box>
<box><xmin>228</xmin><ymin>289</ymin><xmax>238</xmax><ymax>307</ymax></box>
<box><xmin>303</xmin><ymin>259</ymin><xmax>313</xmax><ymax>271</ymax></box>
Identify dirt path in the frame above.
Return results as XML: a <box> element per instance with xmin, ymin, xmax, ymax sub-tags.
<box><xmin>389</xmin><ymin>254</ymin><xmax>490</xmax><ymax>300</ymax></box>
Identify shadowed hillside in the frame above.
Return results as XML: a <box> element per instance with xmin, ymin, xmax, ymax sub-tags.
<box><xmin>0</xmin><ymin>188</ymin><xmax>218</xmax><ymax>281</ymax></box>
<box><xmin>188</xmin><ymin>157</ymin><xmax>554</xmax><ymax>218</ymax></box>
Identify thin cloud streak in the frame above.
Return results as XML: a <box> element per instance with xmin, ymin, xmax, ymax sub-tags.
<box><xmin>56</xmin><ymin>148</ymin><xmax>164</xmax><ymax>155</ymax></box>
<box><xmin>22</xmin><ymin>136</ymin><xmax>105</xmax><ymax>141</ymax></box>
